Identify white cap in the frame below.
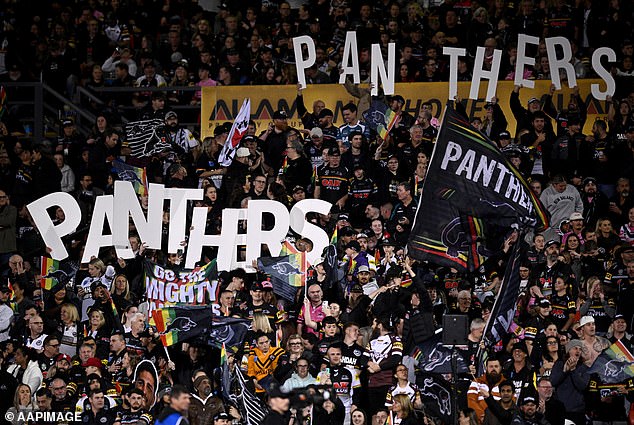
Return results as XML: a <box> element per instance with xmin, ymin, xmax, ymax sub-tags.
<box><xmin>309</xmin><ymin>127</ymin><xmax>323</xmax><ymax>138</ymax></box>
<box><xmin>579</xmin><ymin>316</ymin><xmax>595</xmax><ymax>327</ymax></box>
<box><xmin>236</xmin><ymin>147</ymin><xmax>250</xmax><ymax>158</ymax></box>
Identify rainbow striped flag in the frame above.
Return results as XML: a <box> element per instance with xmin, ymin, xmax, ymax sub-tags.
<box><xmin>279</xmin><ymin>240</ymin><xmax>298</xmax><ymax>256</ymax></box>
<box><xmin>330</xmin><ymin>227</ymin><xmax>338</xmax><ymax>246</ymax></box>
<box><xmin>40</xmin><ymin>257</ymin><xmax>60</xmax><ymax>290</ymax></box>
<box><xmin>152</xmin><ymin>305</ymin><xmax>211</xmax><ymax>347</ymax></box>
<box><xmin>220</xmin><ymin>342</ymin><xmax>227</xmax><ymax>366</ymax></box>
<box><xmin>377</xmin><ymin>108</ymin><xmax>401</xmax><ymax>139</ymax></box>
<box><xmin>112</xmin><ymin>160</ymin><xmax>148</xmax><ymax>196</ymax></box>
<box><xmin>257</xmin><ymin>252</ymin><xmax>308</xmax><ymax>301</ymax></box>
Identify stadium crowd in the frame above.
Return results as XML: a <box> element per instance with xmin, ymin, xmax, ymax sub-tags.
<box><xmin>0</xmin><ymin>0</ymin><xmax>633</xmax><ymax>425</ymax></box>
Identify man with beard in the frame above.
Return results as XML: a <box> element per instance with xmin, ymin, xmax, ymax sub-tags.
<box><xmin>608</xmin><ymin>177</ymin><xmax>634</xmax><ymax>227</ymax></box>
<box><xmin>188</xmin><ymin>371</ymin><xmax>225</xmax><ymax>425</ymax></box>
<box><xmin>165</xmin><ymin>111</ymin><xmax>199</xmax><ymax>157</ymax></box>
<box><xmin>317</xmin><ymin>108</ymin><xmax>340</xmax><ymax>144</ymax></box>
<box><xmin>530</xmin><ymin>240</ymin><xmax>574</xmax><ymax>300</ymax></box>
<box><xmin>49</xmin><ymin>376</ymin><xmax>73</xmax><ymax>413</ymax></box>
<box><xmin>580</xmin><ymin>177</ymin><xmax>609</xmax><ymax>230</ymax></box>
<box><xmin>113</xmin><ymin>388</ymin><xmax>153</xmax><ymax>425</ymax></box>
<box><xmin>511</xmin><ymin>392</ymin><xmax>550</xmax><ymax>425</ymax></box>
<box><xmin>467</xmin><ymin>356</ymin><xmax>506</xmax><ymax>423</ymax></box>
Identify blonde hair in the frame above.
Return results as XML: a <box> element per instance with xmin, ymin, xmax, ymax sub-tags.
<box><xmin>111</xmin><ymin>274</ymin><xmax>130</xmax><ymax>300</ymax></box>
<box><xmin>88</xmin><ymin>258</ymin><xmax>106</xmax><ymax>274</ymax></box>
<box><xmin>13</xmin><ymin>384</ymin><xmax>32</xmax><ymax>409</ymax></box>
<box><xmin>61</xmin><ymin>303</ymin><xmax>79</xmax><ymax>323</ymax></box>
<box><xmin>89</xmin><ymin>309</ymin><xmax>106</xmax><ymax>329</ymax></box>
<box><xmin>252</xmin><ymin>312</ymin><xmax>273</xmax><ymax>333</ymax></box>
<box><xmin>393</xmin><ymin>393</ymin><xmax>414</xmax><ymax>418</ymax></box>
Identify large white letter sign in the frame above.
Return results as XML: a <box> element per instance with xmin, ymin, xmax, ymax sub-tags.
<box><xmin>371</xmin><ymin>43</ymin><xmax>396</xmax><ymax>96</ymax></box>
<box><xmin>515</xmin><ymin>34</ymin><xmax>539</xmax><ymax>89</ymax></box>
<box><xmin>112</xmin><ymin>182</ymin><xmax>164</xmax><ymax>255</ymax></box>
<box><xmin>185</xmin><ymin>206</ymin><xmax>223</xmax><ymax>269</ymax></box>
<box><xmin>164</xmin><ymin>188</ymin><xmax>202</xmax><ymax>254</ymax></box>
<box><xmin>82</xmin><ymin>195</ymin><xmax>133</xmax><ymax>262</ymax></box>
<box><xmin>27</xmin><ymin>192</ymin><xmax>81</xmax><ymax>261</ymax></box>
<box><xmin>470</xmin><ymin>46</ymin><xmax>502</xmax><ymax>101</ymax></box>
<box><xmin>289</xmin><ymin>199</ymin><xmax>331</xmax><ymax>265</ymax></box>
<box><xmin>216</xmin><ymin>208</ymin><xmax>249</xmax><ymax>272</ymax></box>
<box><xmin>246</xmin><ymin>200</ymin><xmax>290</xmax><ymax>267</ymax></box>
<box><xmin>293</xmin><ymin>35</ymin><xmax>316</xmax><ymax>89</ymax></box>
<box><xmin>339</xmin><ymin>32</ymin><xmax>361</xmax><ymax>84</ymax></box>
<box><xmin>591</xmin><ymin>47</ymin><xmax>616</xmax><ymax>100</ymax></box>
<box><xmin>545</xmin><ymin>37</ymin><xmax>576</xmax><ymax>90</ymax></box>
<box><xmin>443</xmin><ymin>47</ymin><xmax>467</xmax><ymax>100</ymax></box>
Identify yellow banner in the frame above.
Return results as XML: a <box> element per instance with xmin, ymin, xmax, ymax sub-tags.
<box><xmin>201</xmin><ymin>80</ymin><xmax>610</xmax><ymax>139</ymax></box>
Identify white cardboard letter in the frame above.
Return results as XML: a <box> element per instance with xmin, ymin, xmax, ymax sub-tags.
<box><xmin>591</xmin><ymin>47</ymin><xmax>616</xmax><ymax>100</ymax></box>
<box><xmin>82</xmin><ymin>195</ymin><xmax>134</xmax><ymax>262</ymax></box>
<box><xmin>545</xmin><ymin>37</ymin><xmax>576</xmax><ymax>90</ymax></box>
<box><xmin>293</xmin><ymin>35</ymin><xmax>316</xmax><ymax>89</ymax></box>
<box><xmin>443</xmin><ymin>47</ymin><xmax>467</xmax><ymax>100</ymax></box>
<box><xmin>339</xmin><ymin>32</ymin><xmax>360</xmax><ymax>84</ymax></box>
<box><xmin>246</xmin><ymin>200</ymin><xmax>290</xmax><ymax>268</ymax></box>
<box><xmin>113</xmin><ymin>182</ymin><xmax>164</xmax><ymax>255</ymax></box>
<box><xmin>515</xmin><ymin>34</ymin><xmax>539</xmax><ymax>89</ymax></box>
<box><xmin>470</xmin><ymin>46</ymin><xmax>502</xmax><ymax>101</ymax></box>
<box><xmin>27</xmin><ymin>192</ymin><xmax>81</xmax><ymax>261</ymax></box>
<box><xmin>371</xmin><ymin>43</ymin><xmax>395</xmax><ymax>96</ymax></box>
<box><xmin>289</xmin><ymin>199</ymin><xmax>332</xmax><ymax>265</ymax></box>
<box><xmin>164</xmin><ymin>188</ymin><xmax>203</xmax><ymax>254</ymax></box>
<box><xmin>216</xmin><ymin>208</ymin><xmax>249</xmax><ymax>272</ymax></box>
<box><xmin>185</xmin><ymin>206</ymin><xmax>223</xmax><ymax>269</ymax></box>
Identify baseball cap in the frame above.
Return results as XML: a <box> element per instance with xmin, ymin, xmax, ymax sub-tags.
<box><xmin>351</xmin><ymin>284</ymin><xmax>364</xmax><ymax>293</ymax></box>
<box><xmin>214</xmin><ymin>412</ymin><xmax>232</xmax><ymax>421</ymax></box>
<box><xmin>268</xmin><ymin>384</ymin><xmax>290</xmax><ymax>399</ymax></box>
<box><xmin>251</xmin><ymin>281</ymin><xmax>265</xmax><ymax>291</ymax></box>
<box><xmin>236</xmin><ymin>147</ymin><xmax>250</xmax><ymax>158</ymax></box>
<box><xmin>62</xmin><ymin>119</ymin><xmax>74</xmax><ymax>127</ymax></box>
<box><xmin>356</xmin><ymin>233</ymin><xmax>368</xmax><ymax>240</ymax></box>
<box><xmin>512</xmin><ymin>341</ymin><xmax>528</xmax><ymax>354</ymax></box>
<box><xmin>520</xmin><ymin>395</ymin><xmax>537</xmax><ymax>405</ymax></box>
<box><xmin>613</xmin><ymin>314</ymin><xmax>626</xmax><ymax>322</ymax></box>
<box><xmin>569</xmin><ymin>212</ymin><xmax>583</xmax><ymax>221</ymax></box>
<box><xmin>309</xmin><ymin>127</ymin><xmax>323</xmax><ymax>138</ymax></box>
<box><xmin>498</xmin><ymin>130</ymin><xmax>511</xmax><ymax>139</ymax></box>
<box><xmin>545</xmin><ymin>240</ymin><xmax>560</xmax><ymax>249</ymax></box>
<box><xmin>327</xmin><ymin>147</ymin><xmax>340</xmax><ymax>156</ymax></box>
<box><xmin>528</xmin><ymin>97</ymin><xmax>540</xmax><ymax>105</ymax></box>
<box><xmin>579</xmin><ymin>316</ymin><xmax>595</xmax><ymax>327</ymax></box>
<box><xmin>165</xmin><ymin>111</ymin><xmax>178</xmax><ymax>120</ymax></box>
<box><xmin>538</xmin><ymin>298</ymin><xmax>551</xmax><ymax>308</ymax></box>
<box><xmin>82</xmin><ymin>357</ymin><xmax>103</xmax><ymax>369</ymax></box>
<box><xmin>346</xmin><ymin>240</ymin><xmax>361</xmax><ymax>252</ymax></box>
<box><xmin>273</xmin><ymin>110</ymin><xmax>288</xmax><ymax>120</ymax></box>
<box><xmin>56</xmin><ymin>353</ymin><xmax>72</xmax><ymax>363</ymax></box>
<box><xmin>292</xmin><ymin>185</ymin><xmax>306</xmax><ymax>194</ymax></box>
<box><xmin>358</xmin><ymin>265</ymin><xmax>370</xmax><ymax>273</ymax></box>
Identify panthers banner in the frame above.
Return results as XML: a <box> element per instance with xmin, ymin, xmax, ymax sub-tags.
<box><xmin>152</xmin><ymin>305</ymin><xmax>211</xmax><ymax>346</ymax></box>
<box><xmin>257</xmin><ymin>252</ymin><xmax>308</xmax><ymax>301</ymax></box>
<box><xmin>201</xmin><ymin>80</ymin><xmax>609</xmax><ymax>139</ymax></box>
<box><xmin>144</xmin><ymin>259</ymin><xmax>219</xmax><ymax>314</ymax></box>
<box><xmin>407</xmin><ymin>104</ymin><xmax>548</xmax><ymax>271</ymax></box>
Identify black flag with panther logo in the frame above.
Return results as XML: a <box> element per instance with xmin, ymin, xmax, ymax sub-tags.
<box><xmin>407</xmin><ymin>105</ymin><xmax>548</xmax><ymax>272</ymax></box>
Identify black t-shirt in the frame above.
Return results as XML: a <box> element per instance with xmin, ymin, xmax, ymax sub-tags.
<box><xmin>316</xmin><ymin>165</ymin><xmax>350</xmax><ymax>204</ymax></box>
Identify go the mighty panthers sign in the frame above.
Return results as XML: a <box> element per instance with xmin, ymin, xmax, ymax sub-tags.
<box><xmin>144</xmin><ymin>260</ymin><xmax>218</xmax><ymax>313</ymax></box>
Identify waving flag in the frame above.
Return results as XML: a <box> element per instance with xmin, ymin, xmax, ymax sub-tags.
<box><xmin>40</xmin><ymin>257</ymin><xmax>60</xmax><ymax>290</ymax></box>
<box><xmin>152</xmin><ymin>305</ymin><xmax>211</xmax><ymax>346</ymax></box>
<box><xmin>588</xmin><ymin>340</ymin><xmax>634</xmax><ymax>383</ymax></box>
<box><xmin>407</xmin><ymin>104</ymin><xmax>548</xmax><ymax>272</ymax></box>
<box><xmin>222</xmin><ymin>363</ymin><xmax>268</xmax><ymax>425</ymax></box>
<box><xmin>209</xmin><ymin>316</ymin><xmax>251</xmax><ymax>350</ymax></box>
<box><xmin>112</xmin><ymin>160</ymin><xmax>148</xmax><ymax>196</ymax></box>
<box><xmin>257</xmin><ymin>252</ymin><xmax>307</xmax><ymax>301</ymax></box>
<box><xmin>219</xmin><ymin>98</ymin><xmax>251</xmax><ymax>166</ymax></box>
<box><xmin>362</xmin><ymin>100</ymin><xmax>401</xmax><ymax>139</ymax></box>
<box><xmin>125</xmin><ymin>119</ymin><xmax>170</xmax><ymax>158</ymax></box>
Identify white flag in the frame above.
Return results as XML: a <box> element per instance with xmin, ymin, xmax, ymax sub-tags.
<box><xmin>218</xmin><ymin>98</ymin><xmax>251</xmax><ymax>166</ymax></box>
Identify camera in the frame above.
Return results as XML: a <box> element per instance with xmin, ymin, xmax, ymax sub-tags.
<box><xmin>289</xmin><ymin>385</ymin><xmax>333</xmax><ymax>408</ymax></box>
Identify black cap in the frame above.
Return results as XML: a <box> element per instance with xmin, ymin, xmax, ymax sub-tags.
<box><xmin>337</xmin><ymin>213</ymin><xmax>350</xmax><ymax>222</ymax></box>
<box><xmin>614</xmin><ymin>314</ymin><xmax>626</xmax><ymax>322</ymax></box>
<box><xmin>346</xmin><ymin>241</ymin><xmax>361</xmax><ymax>252</ymax></box>
<box><xmin>214</xmin><ymin>412</ymin><xmax>232</xmax><ymax>421</ymax></box>
<box><xmin>310</xmin><ymin>17</ymin><xmax>320</xmax><ymax>25</ymax></box>
<box><xmin>318</xmin><ymin>108</ymin><xmax>334</xmax><ymax>118</ymax></box>
<box><xmin>292</xmin><ymin>185</ymin><xmax>305</xmax><ymax>193</ymax></box>
<box><xmin>91</xmin><ymin>281</ymin><xmax>108</xmax><ymax>293</ymax></box>
<box><xmin>512</xmin><ymin>341</ymin><xmax>529</xmax><ymax>354</ymax></box>
<box><xmin>627</xmin><ymin>125</ymin><xmax>634</xmax><ymax>133</ymax></box>
<box><xmin>268</xmin><ymin>384</ymin><xmax>290</xmax><ymax>399</ymax></box>
<box><xmin>219</xmin><ymin>2</ymin><xmax>229</xmax><ymax>10</ymax></box>
<box><xmin>388</xmin><ymin>95</ymin><xmax>405</xmax><ymax>104</ymax></box>
<box><xmin>520</xmin><ymin>395</ymin><xmax>537</xmax><ymax>405</ymax></box>
<box><xmin>273</xmin><ymin>110</ymin><xmax>288</xmax><ymax>120</ymax></box>
<box><xmin>498</xmin><ymin>130</ymin><xmax>511</xmax><ymax>139</ymax></box>
<box><xmin>327</xmin><ymin>147</ymin><xmax>340</xmax><ymax>156</ymax></box>
<box><xmin>351</xmin><ymin>284</ymin><xmax>364</xmax><ymax>293</ymax></box>
<box><xmin>538</xmin><ymin>298</ymin><xmax>551</xmax><ymax>308</ymax></box>
<box><xmin>251</xmin><ymin>281</ymin><xmax>265</xmax><ymax>291</ymax></box>
<box><xmin>62</xmin><ymin>119</ymin><xmax>74</xmax><ymax>127</ymax></box>
<box><xmin>214</xmin><ymin>124</ymin><xmax>229</xmax><ymax>136</ymax></box>
<box><xmin>583</xmin><ymin>176</ymin><xmax>597</xmax><ymax>186</ymax></box>
<box><xmin>545</xmin><ymin>240</ymin><xmax>560</xmax><ymax>249</ymax></box>
<box><xmin>241</xmin><ymin>135</ymin><xmax>257</xmax><ymax>144</ymax></box>
<box><xmin>226</xmin><ymin>48</ymin><xmax>239</xmax><ymax>56</ymax></box>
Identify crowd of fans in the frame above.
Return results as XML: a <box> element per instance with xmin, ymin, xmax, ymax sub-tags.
<box><xmin>0</xmin><ymin>1</ymin><xmax>633</xmax><ymax>425</ymax></box>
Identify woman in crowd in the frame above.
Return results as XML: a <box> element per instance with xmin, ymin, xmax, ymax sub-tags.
<box><xmin>6</xmin><ymin>384</ymin><xmax>35</xmax><ymax>425</ymax></box>
<box><xmin>391</xmin><ymin>394</ymin><xmax>418</xmax><ymax>425</ymax></box>
<box><xmin>58</xmin><ymin>302</ymin><xmax>81</xmax><ymax>357</ymax></box>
